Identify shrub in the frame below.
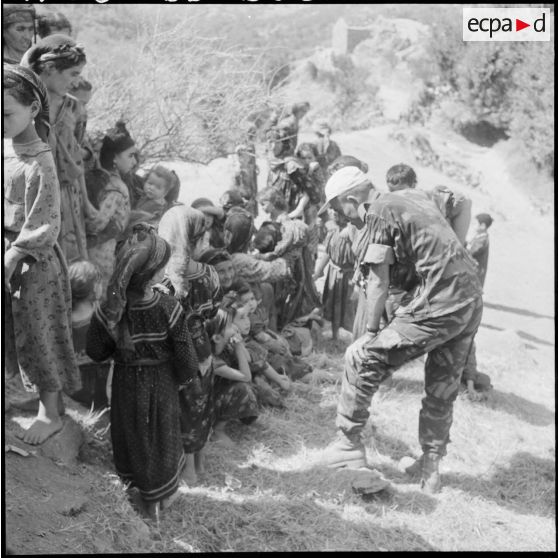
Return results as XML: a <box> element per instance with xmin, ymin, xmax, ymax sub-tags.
<box><xmin>83</xmin><ymin>8</ymin><xmax>274</xmax><ymax>163</ymax></box>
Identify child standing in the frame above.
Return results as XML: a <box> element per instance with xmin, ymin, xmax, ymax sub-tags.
<box><xmin>467</xmin><ymin>213</ymin><xmax>493</xmax><ymax>289</ymax></box>
<box><xmin>4</xmin><ymin>64</ymin><xmax>81</xmax><ymax>445</ymax></box>
<box><xmin>313</xmin><ymin>209</ymin><xmax>357</xmax><ymax>341</ymax></box>
<box><xmin>68</xmin><ymin>260</ymin><xmax>111</xmax><ymax>411</ymax></box>
<box><xmin>129</xmin><ymin>164</ymin><xmax>180</xmax><ymax>228</ymax></box>
<box><xmin>86</xmin><ymin>224</ymin><xmax>199</xmax><ymax>516</ymax></box>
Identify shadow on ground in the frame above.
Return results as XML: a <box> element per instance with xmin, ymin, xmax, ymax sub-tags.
<box><xmin>485</xmin><ymin>389</ymin><xmax>555</xmax><ymax>427</ymax></box>
<box><xmin>157</xmin><ymin>481</ymin><xmax>439</xmax><ymax>551</ymax></box>
<box><xmin>443</xmin><ymin>452</ymin><xmax>555</xmax><ymax>519</ymax></box>
<box><xmin>484</xmin><ymin>301</ymin><xmax>554</xmax><ymax>321</ymax></box>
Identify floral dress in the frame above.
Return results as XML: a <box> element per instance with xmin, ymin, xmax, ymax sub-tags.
<box><xmin>86</xmin><ymin>172</ymin><xmax>131</xmax><ymax>293</ymax></box>
<box><xmin>3</xmin><ymin>138</ymin><xmax>81</xmax><ymax>394</ymax></box>
<box><xmin>49</xmin><ymin>94</ymin><xmax>89</xmax><ymax>263</ymax></box>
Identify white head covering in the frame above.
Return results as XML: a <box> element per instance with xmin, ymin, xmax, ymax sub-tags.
<box><xmin>317</xmin><ymin>166</ymin><xmax>370</xmax><ymax>216</ymax></box>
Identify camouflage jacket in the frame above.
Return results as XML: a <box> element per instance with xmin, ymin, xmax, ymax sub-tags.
<box><xmin>353</xmin><ymin>188</ymin><xmax>481</xmax><ymax>320</ymax></box>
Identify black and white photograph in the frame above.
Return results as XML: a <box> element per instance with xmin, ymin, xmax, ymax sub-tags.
<box><xmin>2</xmin><ymin>1</ymin><xmax>554</xmax><ymax>553</ymax></box>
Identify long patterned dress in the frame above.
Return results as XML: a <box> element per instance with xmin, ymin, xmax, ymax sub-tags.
<box><xmin>86</xmin><ymin>291</ymin><xmax>198</xmax><ymax>503</ymax></box>
<box><xmin>322</xmin><ymin>224</ymin><xmax>357</xmax><ymax>333</ymax></box>
<box><xmin>3</xmin><ymin>138</ymin><xmax>81</xmax><ymax>394</ymax></box>
<box><xmin>49</xmin><ymin>94</ymin><xmax>89</xmax><ymax>263</ymax></box>
<box><xmin>86</xmin><ymin>172</ymin><xmax>131</xmax><ymax>293</ymax></box>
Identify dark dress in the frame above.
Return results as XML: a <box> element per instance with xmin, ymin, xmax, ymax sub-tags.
<box><xmin>70</xmin><ymin>315</ymin><xmax>110</xmax><ymax>410</ymax></box>
<box><xmin>322</xmin><ymin>225</ymin><xmax>357</xmax><ymax>333</ymax></box>
<box><xmin>86</xmin><ymin>291</ymin><xmax>198</xmax><ymax>503</ymax></box>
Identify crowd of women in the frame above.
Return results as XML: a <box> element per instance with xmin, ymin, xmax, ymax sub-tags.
<box><xmin>4</xmin><ymin>4</ymin><xmax>492</xmax><ymax>519</ymax></box>
<box><xmin>2</xmin><ymin>4</ymin><xmax>366</xmax><ymax>519</ymax></box>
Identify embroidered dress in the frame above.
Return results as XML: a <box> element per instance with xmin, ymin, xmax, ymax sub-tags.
<box><xmin>86</xmin><ymin>291</ymin><xmax>198</xmax><ymax>503</ymax></box>
<box><xmin>49</xmin><ymin>94</ymin><xmax>89</xmax><ymax>263</ymax></box>
<box><xmin>3</xmin><ymin>138</ymin><xmax>81</xmax><ymax>394</ymax></box>
<box><xmin>86</xmin><ymin>172</ymin><xmax>131</xmax><ymax>292</ymax></box>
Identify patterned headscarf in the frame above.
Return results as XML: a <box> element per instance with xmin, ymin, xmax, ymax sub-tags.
<box><xmin>22</xmin><ymin>34</ymin><xmax>86</xmax><ymax>72</ymax></box>
<box><xmin>224</xmin><ymin>208</ymin><xmax>255</xmax><ymax>254</ymax></box>
<box><xmin>3</xmin><ymin>63</ymin><xmax>50</xmax><ymax>143</ymax></box>
<box><xmin>158</xmin><ymin>205</ymin><xmax>208</xmax><ymax>296</ymax></box>
<box><xmin>103</xmin><ymin>224</ymin><xmax>170</xmax><ymax>338</ymax></box>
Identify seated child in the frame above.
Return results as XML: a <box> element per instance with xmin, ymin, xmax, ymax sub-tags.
<box><xmin>205</xmin><ymin>298</ymin><xmax>260</xmax><ymax>448</ymax></box>
<box><xmin>230</xmin><ymin>297</ymin><xmax>291</xmax><ymax>405</ymax></box>
<box><xmin>68</xmin><ymin>260</ymin><xmax>111</xmax><ymax>411</ymax></box>
<box><xmin>86</xmin><ymin>224</ymin><xmax>199</xmax><ymax>518</ymax></box>
<box><xmin>234</xmin><ymin>281</ymin><xmax>312</xmax><ymax>381</ymax></box>
<box><xmin>129</xmin><ymin>164</ymin><xmax>180</xmax><ymax>227</ymax></box>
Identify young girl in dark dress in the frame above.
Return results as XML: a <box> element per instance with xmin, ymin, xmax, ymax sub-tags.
<box><xmin>86</xmin><ymin>224</ymin><xmax>199</xmax><ymax>518</ymax></box>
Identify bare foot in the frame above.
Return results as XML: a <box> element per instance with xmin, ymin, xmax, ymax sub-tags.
<box><xmin>17</xmin><ymin>415</ymin><xmax>63</xmax><ymax>445</ymax></box>
<box><xmin>210</xmin><ymin>429</ymin><xmax>236</xmax><ymax>448</ymax></box>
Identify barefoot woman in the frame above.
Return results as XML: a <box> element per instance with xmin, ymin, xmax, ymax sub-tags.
<box><xmin>4</xmin><ymin>64</ymin><xmax>81</xmax><ymax>444</ymax></box>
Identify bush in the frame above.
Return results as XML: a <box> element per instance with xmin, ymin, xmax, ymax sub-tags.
<box><xmin>508</xmin><ymin>42</ymin><xmax>555</xmax><ymax>174</ymax></box>
<box><xmin>82</xmin><ymin>7</ymin><xmax>274</xmax><ymax>163</ymax></box>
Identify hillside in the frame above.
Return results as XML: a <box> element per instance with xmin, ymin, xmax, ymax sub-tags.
<box><xmin>3</xmin><ymin>4</ymin><xmax>555</xmax><ymax>554</ymax></box>
<box><xmin>4</xmin><ymin>111</ymin><xmax>554</xmax><ymax>553</ymax></box>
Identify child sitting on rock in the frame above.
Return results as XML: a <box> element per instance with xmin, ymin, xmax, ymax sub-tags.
<box><xmin>68</xmin><ymin>260</ymin><xmax>111</xmax><ymax>411</ymax></box>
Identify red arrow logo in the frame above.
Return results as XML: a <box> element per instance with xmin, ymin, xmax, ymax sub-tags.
<box><xmin>516</xmin><ymin>18</ymin><xmax>530</xmax><ymax>31</ymax></box>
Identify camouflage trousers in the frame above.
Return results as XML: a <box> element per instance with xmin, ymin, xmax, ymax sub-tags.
<box><xmin>337</xmin><ymin>295</ymin><xmax>483</xmax><ymax>456</ymax></box>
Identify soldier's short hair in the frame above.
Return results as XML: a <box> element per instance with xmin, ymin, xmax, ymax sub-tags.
<box><xmin>386</xmin><ymin>164</ymin><xmax>417</xmax><ymax>191</ymax></box>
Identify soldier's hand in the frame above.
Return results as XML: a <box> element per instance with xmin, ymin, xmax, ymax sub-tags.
<box><xmin>347</xmin><ymin>332</ymin><xmax>377</xmax><ymax>366</ymax></box>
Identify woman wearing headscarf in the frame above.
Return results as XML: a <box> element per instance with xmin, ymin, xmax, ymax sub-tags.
<box><xmin>86</xmin><ymin>224</ymin><xmax>198</xmax><ymax>518</ymax></box>
<box><xmin>4</xmin><ymin>64</ymin><xmax>81</xmax><ymax>445</ymax></box>
<box><xmin>3</xmin><ymin>4</ymin><xmax>36</xmax><ymax>64</ymax></box>
<box><xmin>158</xmin><ymin>205</ymin><xmax>220</xmax><ymax>320</ymax></box>
<box><xmin>85</xmin><ymin>121</ymin><xmax>135</xmax><ymax>293</ymax></box>
<box><xmin>224</xmin><ymin>209</ymin><xmax>290</xmax><ymax>332</ymax></box>
<box><xmin>23</xmin><ymin>33</ymin><xmax>97</xmax><ymax>263</ymax></box>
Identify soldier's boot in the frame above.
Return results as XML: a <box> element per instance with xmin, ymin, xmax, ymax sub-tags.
<box><xmin>403</xmin><ymin>454</ymin><xmax>423</xmax><ymax>479</ymax></box>
<box><xmin>420</xmin><ymin>452</ymin><xmax>442</xmax><ymax>494</ymax></box>
<box><xmin>321</xmin><ymin>430</ymin><xmax>367</xmax><ymax>470</ymax></box>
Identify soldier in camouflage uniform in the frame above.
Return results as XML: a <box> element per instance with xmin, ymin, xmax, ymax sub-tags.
<box><xmin>381</xmin><ymin>165</ymin><xmax>492</xmax><ymax>401</ymax></box>
<box><xmin>318</xmin><ymin>165</ymin><xmax>483</xmax><ymax>493</ymax></box>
